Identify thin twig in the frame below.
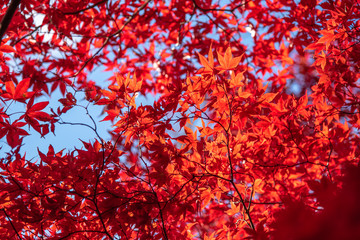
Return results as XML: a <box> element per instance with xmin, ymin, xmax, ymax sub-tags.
<box><xmin>2</xmin><ymin>208</ymin><xmax>22</xmax><ymax>240</ymax></box>
<box><xmin>71</xmin><ymin>0</ymin><xmax>152</xmax><ymax>79</ymax></box>
<box><xmin>63</xmin><ymin>0</ymin><xmax>108</xmax><ymax>15</ymax></box>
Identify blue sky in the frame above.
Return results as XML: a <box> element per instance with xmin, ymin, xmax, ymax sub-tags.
<box><xmin>1</xmin><ymin>0</ymin><xmax>292</xmax><ymax>160</ymax></box>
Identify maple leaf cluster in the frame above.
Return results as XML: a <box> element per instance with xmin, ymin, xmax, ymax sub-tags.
<box><xmin>0</xmin><ymin>0</ymin><xmax>359</xmax><ymax>239</ymax></box>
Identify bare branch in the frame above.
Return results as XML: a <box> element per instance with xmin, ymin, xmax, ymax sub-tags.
<box><xmin>0</xmin><ymin>0</ymin><xmax>21</xmax><ymax>44</ymax></box>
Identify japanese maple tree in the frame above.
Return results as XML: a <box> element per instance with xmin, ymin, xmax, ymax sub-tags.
<box><xmin>0</xmin><ymin>0</ymin><xmax>360</xmax><ymax>239</ymax></box>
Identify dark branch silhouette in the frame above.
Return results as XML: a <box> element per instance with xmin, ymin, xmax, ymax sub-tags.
<box><xmin>0</xmin><ymin>0</ymin><xmax>21</xmax><ymax>44</ymax></box>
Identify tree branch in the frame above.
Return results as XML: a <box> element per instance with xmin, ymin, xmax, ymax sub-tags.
<box><xmin>63</xmin><ymin>0</ymin><xmax>108</xmax><ymax>15</ymax></box>
<box><xmin>0</xmin><ymin>0</ymin><xmax>21</xmax><ymax>44</ymax></box>
<box><xmin>71</xmin><ymin>0</ymin><xmax>152</xmax><ymax>79</ymax></box>
<box><xmin>2</xmin><ymin>208</ymin><xmax>22</xmax><ymax>240</ymax></box>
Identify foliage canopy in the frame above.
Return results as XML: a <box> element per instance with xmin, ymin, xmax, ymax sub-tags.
<box><xmin>0</xmin><ymin>0</ymin><xmax>360</xmax><ymax>239</ymax></box>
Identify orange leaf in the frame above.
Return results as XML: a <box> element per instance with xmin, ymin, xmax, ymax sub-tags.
<box><xmin>216</xmin><ymin>47</ymin><xmax>242</xmax><ymax>72</ymax></box>
<box><xmin>238</xmin><ymin>90</ymin><xmax>252</xmax><ymax>99</ymax></box>
<box><xmin>226</xmin><ymin>201</ymin><xmax>240</xmax><ymax>216</ymax></box>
